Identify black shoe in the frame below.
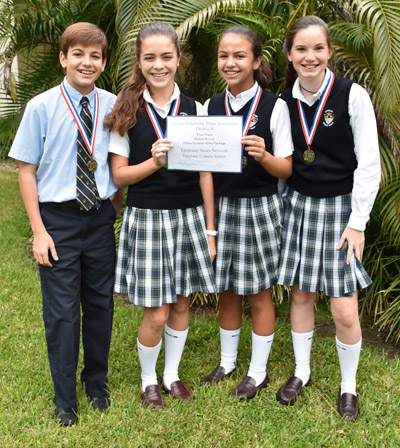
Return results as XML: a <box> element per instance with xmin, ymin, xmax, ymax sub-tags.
<box><xmin>338</xmin><ymin>390</ymin><xmax>359</xmax><ymax>421</ymax></box>
<box><xmin>276</xmin><ymin>375</ymin><xmax>310</xmax><ymax>406</ymax></box>
<box><xmin>90</xmin><ymin>396</ymin><xmax>110</xmax><ymax>412</ymax></box>
<box><xmin>55</xmin><ymin>405</ymin><xmax>78</xmax><ymax>426</ymax></box>
<box><xmin>201</xmin><ymin>365</ymin><xmax>233</xmax><ymax>386</ymax></box>
<box><xmin>141</xmin><ymin>384</ymin><xmax>163</xmax><ymax>409</ymax></box>
<box><xmin>231</xmin><ymin>374</ymin><xmax>270</xmax><ymax>401</ymax></box>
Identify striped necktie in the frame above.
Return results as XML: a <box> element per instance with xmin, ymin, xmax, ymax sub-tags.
<box><xmin>76</xmin><ymin>96</ymin><xmax>101</xmax><ymax>211</ymax></box>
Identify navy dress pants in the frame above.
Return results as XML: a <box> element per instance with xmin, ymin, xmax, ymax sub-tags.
<box><xmin>39</xmin><ymin>199</ymin><xmax>115</xmax><ymax>413</ymax></box>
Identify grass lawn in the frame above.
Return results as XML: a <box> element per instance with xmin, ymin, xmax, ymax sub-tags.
<box><xmin>1</xmin><ymin>168</ymin><xmax>399</xmax><ymax>447</ymax></box>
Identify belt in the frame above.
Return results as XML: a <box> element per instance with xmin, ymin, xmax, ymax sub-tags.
<box><xmin>40</xmin><ymin>199</ymin><xmax>109</xmax><ymax>210</ymax></box>
<box><xmin>40</xmin><ymin>200</ymin><xmax>81</xmax><ymax>210</ymax></box>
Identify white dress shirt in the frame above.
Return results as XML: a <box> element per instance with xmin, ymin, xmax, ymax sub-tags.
<box><xmin>292</xmin><ymin>68</ymin><xmax>381</xmax><ymax>231</ymax></box>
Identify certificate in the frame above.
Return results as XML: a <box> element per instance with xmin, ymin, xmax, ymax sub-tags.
<box><xmin>166</xmin><ymin>115</ymin><xmax>243</xmax><ymax>172</ymax></box>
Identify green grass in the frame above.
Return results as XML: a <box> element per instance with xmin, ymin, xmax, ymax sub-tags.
<box><xmin>1</xmin><ymin>169</ymin><xmax>400</xmax><ymax>447</ymax></box>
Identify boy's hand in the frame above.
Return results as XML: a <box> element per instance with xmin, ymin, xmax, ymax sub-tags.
<box><xmin>33</xmin><ymin>231</ymin><xmax>58</xmax><ymax>267</ymax></box>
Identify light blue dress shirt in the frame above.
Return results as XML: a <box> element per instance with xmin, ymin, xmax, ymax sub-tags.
<box><xmin>9</xmin><ymin>78</ymin><xmax>117</xmax><ymax>202</ymax></box>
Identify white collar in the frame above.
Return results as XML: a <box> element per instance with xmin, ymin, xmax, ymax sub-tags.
<box><xmin>226</xmin><ymin>82</ymin><xmax>259</xmax><ymax>113</ymax></box>
<box><xmin>292</xmin><ymin>68</ymin><xmax>332</xmax><ymax>106</ymax></box>
<box><xmin>62</xmin><ymin>76</ymin><xmax>96</xmax><ymax>107</ymax></box>
<box><xmin>143</xmin><ymin>83</ymin><xmax>180</xmax><ymax>118</ymax></box>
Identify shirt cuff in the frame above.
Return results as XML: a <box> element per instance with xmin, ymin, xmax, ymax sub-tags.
<box><xmin>347</xmin><ymin>213</ymin><xmax>367</xmax><ymax>232</ymax></box>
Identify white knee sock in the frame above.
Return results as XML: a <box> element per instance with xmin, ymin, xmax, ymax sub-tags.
<box><xmin>220</xmin><ymin>327</ymin><xmax>241</xmax><ymax>374</ymax></box>
<box><xmin>292</xmin><ymin>329</ymin><xmax>313</xmax><ymax>385</ymax></box>
<box><xmin>162</xmin><ymin>325</ymin><xmax>189</xmax><ymax>390</ymax></box>
<box><xmin>336</xmin><ymin>336</ymin><xmax>362</xmax><ymax>396</ymax></box>
<box><xmin>247</xmin><ymin>332</ymin><xmax>274</xmax><ymax>386</ymax></box>
<box><xmin>137</xmin><ymin>338</ymin><xmax>162</xmax><ymax>392</ymax></box>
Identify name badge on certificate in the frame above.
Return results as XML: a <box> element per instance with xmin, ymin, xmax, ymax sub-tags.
<box><xmin>166</xmin><ymin>115</ymin><xmax>243</xmax><ymax>173</ymax></box>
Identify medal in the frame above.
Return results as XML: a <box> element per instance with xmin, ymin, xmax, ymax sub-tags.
<box><xmin>297</xmin><ymin>71</ymin><xmax>335</xmax><ymax>163</ymax></box>
<box><xmin>225</xmin><ymin>84</ymin><xmax>262</xmax><ymax>170</ymax></box>
<box><xmin>303</xmin><ymin>147</ymin><xmax>315</xmax><ymax>162</ymax></box>
<box><xmin>88</xmin><ymin>158</ymin><xmax>98</xmax><ymax>172</ymax></box>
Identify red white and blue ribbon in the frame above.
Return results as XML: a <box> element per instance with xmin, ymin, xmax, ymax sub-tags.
<box><xmin>145</xmin><ymin>97</ymin><xmax>181</xmax><ymax>139</ymax></box>
<box><xmin>297</xmin><ymin>71</ymin><xmax>335</xmax><ymax>147</ymax></box>
<box><xmin>224</xmin><ymin>84</ymin><xmax>262</xmax><ymax>136</ymax></box>
<box><xmin>60</xmin><ymin>82</ymin><xmax>99</xmax><ymax>155</ymax></box>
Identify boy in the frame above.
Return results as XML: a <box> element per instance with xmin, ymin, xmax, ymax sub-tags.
<box><xmin>9</xmin><ymin>22</ymin><xmax>122</xmax><ymax>426</ymax></box>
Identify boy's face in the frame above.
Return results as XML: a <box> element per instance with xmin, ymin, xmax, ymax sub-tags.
<box><xmin>59</xmin><ymin>44</ymin><xmax>106</xmax><ymax>94</ymax></box>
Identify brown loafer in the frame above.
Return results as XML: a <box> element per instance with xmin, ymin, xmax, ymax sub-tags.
<box><xmin>276</xmin><ymin>375</ymin><xmax>310</xmax><ymax>406</ymax></box>
<box><xmin>141</xmin><ymin>384</ymin><xmax>163</xmax><ymax>409</ymax></box>
<box><xmin>162</xmin><ymin>380</ymin><xmax>192</xmax><ymax>402</ymax></box>
<box><xmin>230</xmin><ymin>374</ymin><xmax>270</xmax><ymax>401</ymax></box>
<box><xmin>201</xmin><ymin>365</ymin><xmax>232</xmax><ymax>386</ymax></box>
<box><xmin>338</xmin><ymin>391</ymin><xmax>359</xmax><ymax>421</ymax></box>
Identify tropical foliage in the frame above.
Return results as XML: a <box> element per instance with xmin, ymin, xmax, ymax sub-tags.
<box><xmin>0</xmin><ymin>0</ymin><xmax>399</xmax><ymax>339</ymax></box>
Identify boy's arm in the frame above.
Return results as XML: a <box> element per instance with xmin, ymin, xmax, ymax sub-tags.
<box><xmin>19</xmin><ymin>162</ymin><xmax>58</xmax><ymax>267</ymax></box>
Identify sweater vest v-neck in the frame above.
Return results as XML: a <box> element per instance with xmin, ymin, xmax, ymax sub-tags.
<box><xmin>208</xmin><ymin>90</ymin><xmax>278</xmax><ymax>198</ymax></box>
<box><xmin>126</xmin><ymin>94</ymin><xmax>203</xmax><ymax>209</ymax></box>
<box><xmin>281</xmin><ymin>75</ymin><xmax>356</xmax><ymax>198</ymax></box>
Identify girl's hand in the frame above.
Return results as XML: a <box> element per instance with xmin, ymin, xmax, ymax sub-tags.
<box><xmin>242</xmin><ymin>135</ymin><xmax>268</xmax><ymax>163</ymax></box>
<box><xmin>336</xmin><ymin>227</ymin><xmax>365</xmax><ymax>265</ymax></box>
<box><xmin>207</xmin><ymin>235</ymin><xmax>217</xmax><ymax>262</ymax></box>
<box><xmin>151</xmin><ymin>138</ymin><xmax>172</xmax><ymax>168</ymax></box>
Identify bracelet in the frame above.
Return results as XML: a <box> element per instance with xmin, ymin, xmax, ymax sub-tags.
<box><xmin>206</xmin><ymin>230</ymin><xmax>218</xmax><ymax>237</ymax></box>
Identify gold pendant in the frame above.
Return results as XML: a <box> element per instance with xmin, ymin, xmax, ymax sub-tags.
<box><xmin>242</xmin><ymin>156</ymin><xmax>248</xmax><ymax>169</ymax></box>
<box><xmin>303</xmin><ymin>148</ymin><xmax>315</xmax><ymax>163</ymax></box>
<box><xmin>88</xmin><ymin>158</ymin><xmax>98</xmax><ymax>172</ymax></box>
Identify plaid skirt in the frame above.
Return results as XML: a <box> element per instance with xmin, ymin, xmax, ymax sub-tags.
<box><xmin>277</xmin><ymin>188</ymin><xmax>372</xmax><ymax>297</ymax></box>
<box><xmin>215</xmin><ymin>195</ymin><xmax>282</xmax><ymax>295</ymax></box>
<box><xmin>115</xmin><ymin>205</ymin><xmax>216</xmax><ymax>307</ymax></box>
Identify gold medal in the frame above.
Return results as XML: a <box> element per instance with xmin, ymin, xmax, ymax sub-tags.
<box><xmin>303</xmin><ymin>148</ymin><xmax>315</xmax><ymax>163</ymax></box>
<box><xmin>88</xmin><ymin>158</ymin><xmax>98</xmax><ymax>172</ymax></box>
<box><xmin>242</xmin><ymin>156</ymin><xmax>248</xmax><ymax>169</ymax></box>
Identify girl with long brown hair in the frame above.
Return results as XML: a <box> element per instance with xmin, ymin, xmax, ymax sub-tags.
<box><xmin>105</xmin><ymin>22</ymin><xmax>216</xmax><ymax>409</ymax></box>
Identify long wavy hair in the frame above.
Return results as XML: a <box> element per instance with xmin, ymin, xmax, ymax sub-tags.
<box><xmin>218</xmin><ymin>26</ymin><xmax>272</xmax><ymax>91</ymax></box>
<box><xmin>283</xmin><ymin>15</ymin><xmax>332</xmax><ymax>89</ymax></box>
<box><xmin>104</xmin><ymin>23</ymin><xmax>180</xmax><ymax>135</ymax></box>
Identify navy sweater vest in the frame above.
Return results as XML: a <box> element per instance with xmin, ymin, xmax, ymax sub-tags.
<box><xmin>126</xmin><ymin>94</ymin><xmax>203</xmax><ymax>209</ymax></box>
<box><xmin>281</xmin><ymin>75</ymin><xmax>356</xmax><ymax>198</ymax></box>
<box><xmin>208</xmin><ymin>90</ymin><xmax>279</xmax><ymax>197</ymax></box>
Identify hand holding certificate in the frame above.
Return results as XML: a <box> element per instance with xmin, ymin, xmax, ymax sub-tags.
<box><xmin>166</xmin><ymin>116</ymin><xmax>243</xmax><ymax>172</ymax></box>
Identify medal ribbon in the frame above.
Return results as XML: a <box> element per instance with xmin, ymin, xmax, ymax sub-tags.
<box><xmin>224</xmin><ymin>84</ymin><xmax>262</xmax><ymax>136</ymax></box>
<box><xmin>297</xmin><ymin>71</ymin><xmax>335</xmax><ymax>147</ymax></box>
<box><xmin>145</xmin><ymin>97</ymin><xmax>181</xmax><ymax>139</ymax></box>
<box><xmin>60</xmin><ymin>82</ymin><xmax>99</xmax><ymax>155</ymax></box>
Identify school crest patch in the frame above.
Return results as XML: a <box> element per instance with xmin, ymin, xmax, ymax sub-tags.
<box><xmin>323</xmin><ymin>109</ymin><xmax>334</xmax><ymax>127</ymax></box>
<box><xmin>249</xmin><ymin>114</ymin><xmax>258</xmax><ymax>129</ymax></box>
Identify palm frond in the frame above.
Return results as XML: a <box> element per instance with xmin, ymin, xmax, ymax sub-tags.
<box><xmin>115</xmin><ymin>0</ymin><xmax>249</xmax><ymax>88</ymax></box>
<box><xmin>350</xmin><ymin>0</ymin><xmax>400</xmax><ymax>116</ymax></box>
<box><xmin>379</xmin><ymin>184</ymin><xmax>400</xmax><ymax>246</ymax></box>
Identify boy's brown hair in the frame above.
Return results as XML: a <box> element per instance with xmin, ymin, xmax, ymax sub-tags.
<box><xmin>60</xmin><ymin>22</ymin><xmax>108</xmax><ymax>59</ymax></box>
